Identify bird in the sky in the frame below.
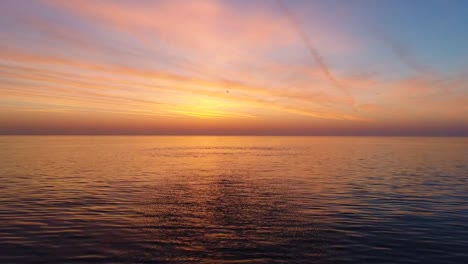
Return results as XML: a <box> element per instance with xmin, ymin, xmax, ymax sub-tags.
<box><xmin>226</xmin><ymin>91</ymin><xmax>229</xmax><ymax>93</ymax></box>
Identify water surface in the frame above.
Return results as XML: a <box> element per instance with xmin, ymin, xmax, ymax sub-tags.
<box><xmin>1</xmin><ymin>136</ymin><xmax>467</xmax><ymax>263</ymax></box>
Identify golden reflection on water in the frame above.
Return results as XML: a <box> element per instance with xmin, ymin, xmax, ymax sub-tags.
<box><xmin>1</xmin><ymin>136</ymin><xmax>467</xmax><ymax>263</ymax></box>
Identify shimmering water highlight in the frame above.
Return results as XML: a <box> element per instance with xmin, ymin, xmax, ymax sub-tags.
<box><xmin>1</xmin><ymin>136</ymin><xmax>467</xmax><ymax>263</ymax></box>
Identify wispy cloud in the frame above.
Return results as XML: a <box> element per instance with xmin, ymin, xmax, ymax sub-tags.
<box><xmin>0</xmin><ymin>48</ymin><xmax>365</xmax><ymax>121</ymax></box>
<box><xmin>0</xmin><ymin>0</ymin><xmax>466</xmax><ymax>134</ymax></box>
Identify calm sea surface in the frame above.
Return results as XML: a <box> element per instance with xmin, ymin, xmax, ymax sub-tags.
<box><xmin>0</xmin><ymin>136</ymin><xmax>467</xmax><ymax>263</ymax></box>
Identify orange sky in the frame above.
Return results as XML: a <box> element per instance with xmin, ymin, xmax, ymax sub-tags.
<box><xmin>0</xmin><ymin>0</ymin><xmax>467</xmax><ymax>135</ymax></box>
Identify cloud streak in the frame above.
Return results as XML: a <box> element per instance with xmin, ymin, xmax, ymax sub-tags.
<box><xmin>0</xmin><ymin>48</ymin><xmax>366</xmax><ymax>122</ymax></box>
<box><xmin>376</xmin><ymin>31</ymin><xmax>432</xmax><ymax>75</ymax></box>
<box><xmin>276</xmin><ymin>0</ymin><xmax>354</xmax><ymax>103</ymax></box>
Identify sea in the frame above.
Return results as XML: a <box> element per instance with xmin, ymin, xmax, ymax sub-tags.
<box><xmin>1</xmin><ymin>136</ymin><xmax>467</xmax><ymax>263</ymax></box>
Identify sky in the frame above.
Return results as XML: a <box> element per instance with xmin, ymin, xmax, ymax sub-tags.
<box><xmin>0</xmin><ymin>0</ymin><xmax>467</xmax><ymax>135</ymax></box>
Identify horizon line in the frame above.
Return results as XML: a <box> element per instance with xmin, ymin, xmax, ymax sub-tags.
<box><xmin>1</xmin><ymin>133</ymin><xmax>467</xmax><ymax>137</ymax></box>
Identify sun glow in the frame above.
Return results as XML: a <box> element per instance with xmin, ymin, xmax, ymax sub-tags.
<box><xmin>169</xmin><ymin>97</ymin><xmax>253</xmax><ymax>119</ymax></box>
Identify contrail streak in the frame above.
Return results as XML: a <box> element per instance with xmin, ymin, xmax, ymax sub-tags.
<box><xmin>377</xmin><ymin>32</ymin><xmax>431</xmax><ymax>75</ymax></box>
<box><xmin>277</xmin><ymin>0</ymin><xmax>353</xmax><ymax>102</ymax></box>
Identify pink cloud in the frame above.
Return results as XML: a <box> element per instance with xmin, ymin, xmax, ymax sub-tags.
<box><xmin>46</xmin><ymin>0</ymin><xmax>359</xmax><ymax>59</ymax></box>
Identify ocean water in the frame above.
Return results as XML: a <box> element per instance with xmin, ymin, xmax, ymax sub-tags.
<box><xmin>0</xmin><ymin>136</ymin><xmax>467</xmax><ymax>263</ymax></box>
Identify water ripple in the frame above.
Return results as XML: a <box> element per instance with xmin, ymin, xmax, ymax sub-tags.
<box><xmin>0</xmin><ymin>136</ymin><xmax>467</xmax><ymax>263</ymax></box>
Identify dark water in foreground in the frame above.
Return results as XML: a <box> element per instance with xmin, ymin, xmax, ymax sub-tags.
<box><xmin>0</xmin><ymin>136</ymin><xmax>467</xmax><ymax>263</ymax></box>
